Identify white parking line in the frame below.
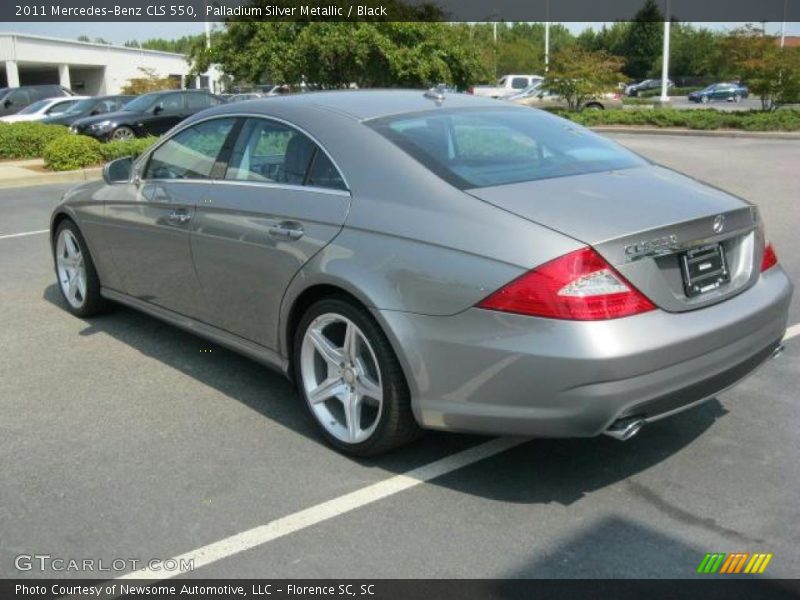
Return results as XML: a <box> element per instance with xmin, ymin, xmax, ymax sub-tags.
<box><xmin>0</xmin><ymin>229</ymin><xmax>48</xmax><ymax>240</ymax></box>
<box><xmin>117</xmin><ymin>437</ymin><xmax>524</xmax><ymax>580</ymax></box>
<box><xmin>784</xmin><ymin>323</ymin><xmax>800</xmax><ymax>341</ymax></box>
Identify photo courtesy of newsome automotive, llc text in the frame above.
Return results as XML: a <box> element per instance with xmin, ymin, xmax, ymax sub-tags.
<box><xmin>0</xmin><ymin>0</ymin><xmax>799</xmax><ymax>598</ymax></box>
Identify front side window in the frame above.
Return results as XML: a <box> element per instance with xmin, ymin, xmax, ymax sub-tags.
<box><xmin>511</xmin><ymin>77</ymin><xmax>529</xmax><ymax>90</ymax></box>
<box><xmin>225</xmin><ymin>118</ymin><xmax>346</xmax><ymax>190</ymax></box>
<box><xmin>369</xmin><ymin>108</ymin><xmax>647</xmax><ymax>189</ymax></box>
<box><xmin>144</xmin><ymin>118</ymin><xmax>235</xmax><ymax>180</ymax></box>
<box><xmin>7</xmin><ymin>89</ymin><xmax>31</xmax><ymax>106</ymax></box>
<box><xmin>153</xmin><ymin>93</ymin><xmax>183</xmax><ymax>113</ymax></box>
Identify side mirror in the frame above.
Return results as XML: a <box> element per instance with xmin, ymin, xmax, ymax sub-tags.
<box><xmin>153</xmin><ymin>105</ymin><xmax>164</xmax><ymax>115</ymax></box>
<box><xmin>103</xmin><ymin>156</ymin><xmax>134</xmax><ymax>185</ymax></box>
<box><xmin>3</xmin><ymin>99</ymin><xmax>11</xmax><ymax>108</ymax></box>
<box><xmin>90</xmin><ymin>109</ymin><xmax>100</xmax><ymax>115</ymax></box>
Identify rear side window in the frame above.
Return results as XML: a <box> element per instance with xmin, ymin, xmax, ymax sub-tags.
<box><xmin>145</xmin><ymin>118</ymin><xmax>235</xmax><ymax>180</ymax></box>
<box><xmin>226</xmin><ymin>118</ymin><xmax>346</xmax><ymax>190</ymax></box>
<box><xmin>186</xmin><ymin>93</ymin><xmax>212</xmax><ymax>110</ymax></box>
<box><xmin>368</xmin><ymin>108</ymin><xmax>647</xmax><ymax>189</ymax></box>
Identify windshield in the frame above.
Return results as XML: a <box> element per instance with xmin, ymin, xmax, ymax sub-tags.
<box><xmin>18</xmin><ymin>99</ymin><xmax>51</xmax><ymax>114</ymax></box>
<box><xmin>368</xmin><ymin>107</ymin><xmax>647</xmax><ymax>189</ymax></box>
<box><xmin>122</xmin><ymin>93</ymin><xmax>163</xmax><ymax>112</ymax></box>
<box><xmin>63</xmin><ymin>98</ymin><xmax>96</xmax><ymax>114</ymax></box>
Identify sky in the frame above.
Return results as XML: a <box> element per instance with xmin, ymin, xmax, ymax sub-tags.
<box><xmin>0</xmin><ymin>21</ymin><xmax>797</xmax><ymax>45</ymax></box>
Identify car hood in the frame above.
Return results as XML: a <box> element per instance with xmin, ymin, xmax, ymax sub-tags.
<box><xmin>72</xmin><ymin>109</ymin><xmax>136</xmax><ymax>127</ymax></box>
<box><xmin>466</xmin><ymin>164</ymin><xmax>750</xmax><ymax>248</ymax></box>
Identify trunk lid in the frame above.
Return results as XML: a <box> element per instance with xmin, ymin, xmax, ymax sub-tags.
<box><xmin>467</xmin><ymin>165</ymin><xmax>761</xmax><ymax>312</ymax></box>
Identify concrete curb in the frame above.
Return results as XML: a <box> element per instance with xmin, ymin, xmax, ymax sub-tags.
<box><xmin>591</xmin><ymin>126</ymin><xmax>800</xmax><ymax>140</ymax></box>
<box><xmin>0</xmin><ymin>166</ymin><xmax>102</xmax><ymax>190</ymax></box>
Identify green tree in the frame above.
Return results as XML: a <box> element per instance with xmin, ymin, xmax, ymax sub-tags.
<box><xmin>544</xmin><ymin>47</ymin><xmax>626</xmax><ymax>110</ymax></box>
<box><xmin>620</xmin><ymin>0</ymin><xmax>664</xmax><ymax>78</ymax></box>
<box><xmin>120</xmin><ymin>67</ymin><xmax>180</xmax><ymax>95</ymax></box>
<box><xmin>720</xmin><ymin>25</ymin><xmax>800</xmax><ymax>110</ymax></box>
<box><xmin>190</xmin><ymin>20</ymin><xmax>488</xmax><ymax>89</ymax></box>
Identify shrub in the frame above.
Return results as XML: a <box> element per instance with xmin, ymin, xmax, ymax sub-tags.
<box><xmin>43</xmin><ymin>135</ymin><xmax>103</xmax><ymax>171</ymax></box>
<box><xmin>99</xmin><ymin>136</ymin><xmax>158</xmax><ymax>162</ymax></box>
<box><xmin>0</xmin><ymin>122</ymin><xmax>70</xmax><ymax>159</ymax></box>
<box><xmin>556</xmin><ymin>107</ymin><xmax>800</xmax><ymax>131</ymax></box>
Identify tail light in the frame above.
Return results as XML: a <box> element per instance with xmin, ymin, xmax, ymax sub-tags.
<box><xmin>761</xmin><ymin>241</ymin><xmax>778</xmax><ymax>272</ymax></box>
<box><xmin>477</xmin><ymin>247</ymin><xmax>656</xmax><ymax>321</ymax></box>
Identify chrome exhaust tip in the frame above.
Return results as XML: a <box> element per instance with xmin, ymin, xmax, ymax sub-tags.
<box><xmin>604</xmin><ymin>417</ymin><xmax>645</xmax><ymax>442</ymax></box>
<box><xmin>771</xmin><ymin>344</ymin><xmax>785</xmax><ymax>360</ymax></box>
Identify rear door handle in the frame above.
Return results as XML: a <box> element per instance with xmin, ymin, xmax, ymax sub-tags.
<box><xmin>268</xmin><ymin>221</ymin><xmax>304</xmax><ymax>241</ymax></box>
<box><xmin>168</xmin><ymin>208</ymin><xmax>192</xmax><ymax>224</ymax></box>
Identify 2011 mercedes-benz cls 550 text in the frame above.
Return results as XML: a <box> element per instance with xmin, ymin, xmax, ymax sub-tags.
<box><xmin>50</xmin><ymin>90</ymin><xmax>793</xmax><ymax>455</ymax></box>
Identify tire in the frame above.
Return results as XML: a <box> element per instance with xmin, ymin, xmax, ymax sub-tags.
<box><xmin>110</xmin><ymin>126</ymin><xmax>135</xmax><ymax>141</ymax></box>
<box><xmin>584</xmin><ymin>103</ymin><xmax>604</xmax><ymax>111</ymax></box>
<box><xmin>53</xmin><ymin>219</ymin><xmax>108</xmax><ymax>318</ymax></box>
<box><xmin>733</xmin><ymin>94</ymin><xmax>742</xmax><ymax>103</ymax></box>
<box><xmin>293</xmin><ymin>296</ymin><xmax>420</xmax><ymax>456</ymax></box>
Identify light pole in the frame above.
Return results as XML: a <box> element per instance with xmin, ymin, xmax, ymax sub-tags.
<box><xmin>544</xmin><ymin>0</ymin><xmax>550</xmax><ymax>73</ymax></box>
<box><xmin>781</xmin><ymin>0</ymin><xmax>787</xmax><ymax>48</ymax></box>
<box><xmin>545</xmin><ymin>21</ymin><xmax>550</xmax><ymax>73</ymax></box>
<box><xmin>659</xmin><ymin>0</ymin><xmax>671</xmax><ymax>104</ymax></box>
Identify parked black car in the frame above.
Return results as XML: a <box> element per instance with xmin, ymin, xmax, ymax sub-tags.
<box><xmin>0</xmin><ymin>85</ymin><xmax>74</xmax><ymax>116</ymax></box>
<box><xmin>41</xmin><ymin>95</ymin><xmax>134</xmax><ymax>127</ymax></box>
<box><xmin>71</xmin><ymin>90</ymin><xmax>223</xmax><ymax>141</ymax></box>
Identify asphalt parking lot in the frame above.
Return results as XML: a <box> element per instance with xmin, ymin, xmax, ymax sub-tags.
<box><xmin>1</xmin><ymin>133</ymin><xmax>798</xmax><ymax>581</ymax></box>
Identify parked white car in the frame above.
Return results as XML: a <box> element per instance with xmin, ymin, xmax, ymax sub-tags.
<box><xmin>0</xmin><ymin>96</ymin><xmax>87</xmax><ymax>123</ymax></box>
<box><xmin>469</xmin><ymin>75</ymin><xmax>543</xmax><ymax>99</ymax></box>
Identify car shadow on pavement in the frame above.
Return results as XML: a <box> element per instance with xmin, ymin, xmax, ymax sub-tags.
<box><xmin>44</xmin><ymin>283</ymin><xmax>727</xmax><ymax>503</ymax></box>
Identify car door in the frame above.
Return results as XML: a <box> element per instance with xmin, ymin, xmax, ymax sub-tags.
<box><xmin>138</xmin><ymin>92</ymin><xmax>186</xmax><ymax>136</ymax></box>
<box><xmin>102</xmin><ymin>117</ymin><xmax>238</xmax><ymax>319</ymax></box>
<box><xmin>191</xmin><ymin>116</ymin><xmax>350</xmax><ymax>350</ymax></box>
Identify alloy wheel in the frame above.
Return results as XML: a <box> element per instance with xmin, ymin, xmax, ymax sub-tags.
<box><xmin>56</xmin><ymin>229</ymin><xmax>87</xmax><ymax>309</ymax></box>
<box><xmin>111</xmin><ymin>127</ymin><xmax>134</xmax><ymax>141</ymax></box>
<box><xmin>300</xmin><ymin>313</ymin><xmax>384</xmax><ymax>444</ymax></box>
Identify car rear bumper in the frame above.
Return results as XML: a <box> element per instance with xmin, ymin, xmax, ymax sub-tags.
<box><xmin>376</xmin><ymin>267</ymin><xmax>793</xmax><ymax>438</ymax></box>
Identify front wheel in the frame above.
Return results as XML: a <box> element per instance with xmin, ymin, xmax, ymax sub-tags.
<box><xmin>53</xmin><ymin>220</ymin><xmax>107</xmax><ymax>318</ymax></box>
<box><xmin>110</xmin><ymin>126</ymin><xmax>135</xmax><ymax>141</ymax></box>
<box><xmin>294</xmin><ymin>297</ymin><xmax>420</xmax><ymax>456</ymax></box>
<box><xmin>584</xmin><ymin>103</ymin><xmax>604</xmax><ymax>111</ymax></box>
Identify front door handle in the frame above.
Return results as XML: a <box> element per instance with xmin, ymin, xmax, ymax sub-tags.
<box><xmin>268</xmin><ymin>221</ymin><xmax>304</xmax><ymax>241</ymax></box>
<box><xmin>168</xmin><ymin>208</ymin><xmax>192</xmax><ymax>225</ymax></box>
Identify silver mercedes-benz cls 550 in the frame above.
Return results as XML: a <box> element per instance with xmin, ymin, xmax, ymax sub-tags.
<box><xmin>50</xmin><ymin>90</ymin><xmax>793</xmax><ymax>455</ymax></box>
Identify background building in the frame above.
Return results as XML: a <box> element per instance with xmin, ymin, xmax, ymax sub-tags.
<box><xmin>0</xmin><ymin>32</ymin><xmax>220</xmax><ymax>94</ymax></box>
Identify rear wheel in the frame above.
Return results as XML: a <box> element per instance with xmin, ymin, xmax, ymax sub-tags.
<box><xmin>53</xmin><ymin>220</ymin><xmax>107</xmax><ymax>318</ymax></box>
<box><xmin>294</xmin><ymin>297</ymin><xmax>420</xmax><ymax>456</ymax></box>
<box><xmin>111</xmin><ymin>126</ymin><xmax>135</xmax><ymax>141</ymax></box>
<box><xmin>584</xmin><ymin>102</ymin><xmax>604</xmax><ymax>111</ymax></box>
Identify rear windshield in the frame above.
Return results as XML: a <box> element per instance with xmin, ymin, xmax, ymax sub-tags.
<box><xmin>368</xmin><ymin>107</ymin><xmax>647</xmax><ymax>189</ymax></box>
